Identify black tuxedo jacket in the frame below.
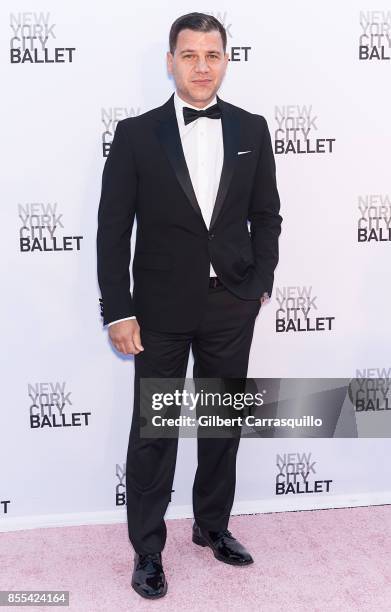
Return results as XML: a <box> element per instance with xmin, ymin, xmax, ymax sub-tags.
<box><xmin>97</xmin><ymin>93</ymin><xmax>282</xmax><ymax>332</ymax></box>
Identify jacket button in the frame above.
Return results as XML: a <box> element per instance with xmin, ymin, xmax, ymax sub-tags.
<box><xmin>208</xmin><ymin>233</ymin><xmax>215</xmax><ymax>240</ymax></box>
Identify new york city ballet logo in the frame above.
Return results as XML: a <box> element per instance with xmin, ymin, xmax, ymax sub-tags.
<box><xmin>101</xmin><ymin>106</ymin><xmax>141</xmax><ymax>158</ymax></box>
<box><xmin>9</xmin><ymin>12</ymin><xmax>76</xmax><ymax>64</ymax></box>
<box><xmin>28</xmin><ymin>382</ymin><xmax>91</xmax><ymax>429</ymax></box>
<box><xmin>206</xmin><ymin>10</ymin><xmax>252</xmax><ymax>62</ymax></box>
<box><xmin>359</xmin><ymin>11</ymin><xmax>391</xmax><ymax>61</ymax></box>
<box><xmin>1</xmin><ymin>499</ymin><xmax>11</xmax><ymax>515</ymax></box>
<box><xmin>274</xmin><ymin>105</ymin><xmax>336</xmax><ymax>155</ymax></box>
<box><xmin>276</xmin><ymin>452</ymin><xmax>333</xmax><ymax>495</ymax></box>
<box><xmin>18</xmin><ymin>202</ymin><xmax>83</xmax><ymax>253</ymax></box>
<box><xmin>115</xmin><ymin>464</ymin><xmax>126</xmax><ymax>507</ymax></box>
<box><xmin>275</xmin><ymin>286</ymin><xmax>335</xmax><ymax>333</ymax></box>
<box><xmin>357</xmin><ymin>194</ymin><xmax>391</xmax><ymax>243</ymax></box>
<box><xmin>350</xmin><ymin>368</ymin><xmax>391</xmax><ymax>412</ymax></box>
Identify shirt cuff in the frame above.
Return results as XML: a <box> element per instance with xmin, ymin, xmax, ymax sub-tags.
<box><xmin>107</xmin><ymin>316</ymin><xmax>136</xmax><ymax>327</ymax></box>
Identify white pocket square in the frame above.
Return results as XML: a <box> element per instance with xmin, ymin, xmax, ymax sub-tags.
<box><xmin>237</xmin><ymin>150</ymin><xmax>252</xmax><ymax>155</ymax></box>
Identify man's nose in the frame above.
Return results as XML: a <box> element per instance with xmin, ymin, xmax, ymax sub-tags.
<box><xmin>194</xmin><ymin>57</ymin><xmax>210</xmax><ymax>72</ymax></box>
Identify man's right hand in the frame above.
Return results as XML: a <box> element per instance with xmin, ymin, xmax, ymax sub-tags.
<box><xmin>108</xmin><ymin>319</ymin><xmax>144</xmax><ymax>355</ymax></box>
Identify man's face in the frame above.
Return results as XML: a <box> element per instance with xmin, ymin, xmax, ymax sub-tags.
<box><xmin>167</xmin><ymin>28</ymin><xmax>228</xmax><ymax>108</ymax></box>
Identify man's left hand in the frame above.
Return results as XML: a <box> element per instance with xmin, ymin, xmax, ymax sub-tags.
<box><xmin>259</xmin><ymin>292</ymin><xmax>270</xmax><ymax>305</ymax></box>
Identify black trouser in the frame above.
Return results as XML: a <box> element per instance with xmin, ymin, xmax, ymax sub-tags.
<box><xmin>125</xmin><ymin>283</ymin><xmax>261</xmax><ymax>554</ymax></box>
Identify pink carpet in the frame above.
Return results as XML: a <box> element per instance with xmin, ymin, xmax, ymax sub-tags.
<box><xmin>1</xmin><ymin>506</ymin><xmax>391</xmax><ymax>611</ymax></box>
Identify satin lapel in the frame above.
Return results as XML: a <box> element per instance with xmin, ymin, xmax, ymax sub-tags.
<box><xmin>209</xmin><ymin>97</ymin><xmax>240</xmax><ymax>230</ymax></box>
<box><xmin>155</xmin><ymin>95</ymin><xmax>205</xmax><ymax>224</ymax></box>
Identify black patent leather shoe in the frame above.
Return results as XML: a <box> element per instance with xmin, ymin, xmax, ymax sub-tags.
<box><xmin>131</xmin><ymin>552</ymin><xmax>167</xmax><ymax>599</ymax></box>
<box><xmin>192</xmin><ymin>521</ymin><xmax>254</xmax><ymax>566</ymax></box>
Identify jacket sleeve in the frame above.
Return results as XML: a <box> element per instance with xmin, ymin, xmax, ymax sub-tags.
<box><xmin>96</xmin><ymin>119</ymin><xmax>137</xmax><ymax>326</ymax></box>
<box><xmin>248</xmin><ymin>116</ymin><xmax>283</xmax><ymax>297</ymax></box>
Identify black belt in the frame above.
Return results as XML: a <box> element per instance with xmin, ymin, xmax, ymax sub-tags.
<box><xmin>209</xmin><ymin>277</ymin><xmax>223</xmax><ymax>288</ymax></box>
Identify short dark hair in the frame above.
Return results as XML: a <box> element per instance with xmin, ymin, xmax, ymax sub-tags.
<box><xmin>169</xmin><ymin>12</ymin><xmax>227</xmax><ymax>54</ymax></box>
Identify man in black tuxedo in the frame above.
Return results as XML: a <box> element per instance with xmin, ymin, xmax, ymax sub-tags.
<box><xmin>97</xmin><ymin>12</ymin><xmax>282</xmax><ymax>599</ymax></box>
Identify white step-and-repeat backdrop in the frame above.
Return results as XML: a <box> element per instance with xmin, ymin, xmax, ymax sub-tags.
<box><xmin>1</xmin><ymin>1</ymin><xmax>390</xmax><ymax>530</ymax></box>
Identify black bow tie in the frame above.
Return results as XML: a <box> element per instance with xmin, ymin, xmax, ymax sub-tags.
<box><xmin>182</xmin><ymin>103</ymin><xmax>222</xmax><ymax>125</ymax></box>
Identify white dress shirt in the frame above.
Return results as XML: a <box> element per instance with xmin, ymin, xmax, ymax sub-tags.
<box><xmin>174</xmin><ymin>90</ymin><xmax>224</xmax><ymax>276</ymax></box>
<box><xmin>108</xmin><ymin>90</ymin><xmax>224</xmax><ymax>327</ymax></box>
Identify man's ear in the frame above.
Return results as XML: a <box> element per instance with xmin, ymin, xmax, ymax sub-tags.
<box><xmin>167</xmin><ymin>51</ymin><xmax>173</xmax><ymax>75</ymax></box>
